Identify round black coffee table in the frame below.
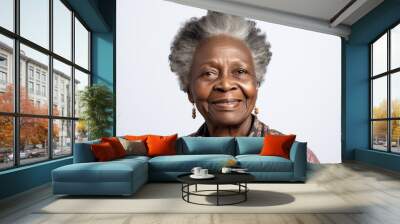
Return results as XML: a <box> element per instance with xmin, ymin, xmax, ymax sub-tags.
<box><xmin>177</xmin><ymin>173</ymin><xmax>255</xmax><ymax>206</ymax></box>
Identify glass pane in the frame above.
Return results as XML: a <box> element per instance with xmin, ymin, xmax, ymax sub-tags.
<box><xmin>0</xmin><ymin>34</ymin><xmax>14</xmax><ymax>112</ymax></box>
<box><xmin>0</xmin><ymin>0</ymin><xmax>14</xmax><ymax>31</ymax></box>
<box><xmin>20</xmin><ymin>44</ymin><xmax>49</xmax><ymax>115</ymax></box>
<box><xmin>372</xmin><ymin>33</ymin><xmax>387</xmax><ymax>76</ymax></box>
<box><xmin>74</xmin><ymin>69</ymin><xmax>89</xmax><ymax>118</ymax></box>
<box><xmin>392</xmin><ymin>72</ymin><xmax>400</xmax><ymax>118</ymax></box>
<box><xmin>53</xmin><ymin>59</ymin><xmax>72</xmax><ymax>117</ymax></box>
<box><xmin>391</xmin><ymin>24</ymin><xmax>400</xmax><ymax>70</ymax></box>
<box><xmin>53</xmin><ymin>0</ymin><xmax>72</xmax><ymax>60</ymax></box>
<box><xmin>75</xmin><ymin>120</ymin><xmax>88</xmax><ymax>143</ymax></box>
<box><xmin>372</xmin><ymin>121</ymin><xmax>388</xmax><ymax>151</ymax></box>
<box><xmin>0</xmin><ymin>116</ymin><xmax>14</xmax><ymax>170</ymax></box>
<box><xmin>20</xmin><ymin>0</ymin><xmax>49</xmax><ymax>49</ymax></box>
<box><xmin>53</xmin><ymin>119</ymin><xmax>72</xmax><ymax>157</ymax></box>
<box><xmin>74</xmin><ymin>17</ymin><xmax>89</xmax><ymax>70</ymax></box>
<box><xmin>20</xmin><ymin>117</ymin><xmax>49</xmax><ymax>165</ymax></box>
<box><xmin>372</xmin><ymin>77</ymin><xmax>387</xmax><ymax>119</ymax></box>
<box><xmin>391</xmin><ymin>120</ymin><xmax>400</xmax><ymax>153</ymax></box>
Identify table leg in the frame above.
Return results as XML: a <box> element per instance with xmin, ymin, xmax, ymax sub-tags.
<box><xmin>187</xmin><ymin>184</ymin><xmax>190</xmax><ymax>202</ymax></box>
<box><xmin>245</xmin><ymin>183</ymin><xmax>247</xmax><ymax>201</ymax></box>
<box><xmin>217</xmin><ymin>184</ymin><xmax>219</xmax><ymax>206</ymax></box>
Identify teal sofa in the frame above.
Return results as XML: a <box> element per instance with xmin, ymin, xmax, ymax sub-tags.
<box><xmin>52</xmin><ymin>137</ymin><xmax>307</xmax><ymax>196</ymax></box>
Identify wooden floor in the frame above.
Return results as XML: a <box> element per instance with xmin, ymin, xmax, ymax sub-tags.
<box><xmin>1</xmin><ymin>162</ymin><xmax>400</xmax><ymax>224</ymax></box>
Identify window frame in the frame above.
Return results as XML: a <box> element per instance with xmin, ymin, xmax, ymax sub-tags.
<box><xmin>370</xmin><ymin>20</ymin><xmax>400</xmax><ymax>154</ymax></box>
<box><xmin>0</xmin><ymin>0</ymin><xmax>92</xmax><ymax>171</ymax></box>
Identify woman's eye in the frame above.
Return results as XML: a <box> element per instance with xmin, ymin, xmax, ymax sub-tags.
<box><xmin>202</xmin><ymin>71</ymin><xmax>217</xmax><ymax>78</ymax></box>
<box><xmin>235</xmin><ymin>68</ymin><xmax>248</xmax><ymax>75</ymax></box>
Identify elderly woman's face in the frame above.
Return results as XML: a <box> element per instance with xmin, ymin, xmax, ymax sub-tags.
<box><xmin>189</xmin><ymin>34</ymin><xmax>258</xmax><ymax>127</ymax></box>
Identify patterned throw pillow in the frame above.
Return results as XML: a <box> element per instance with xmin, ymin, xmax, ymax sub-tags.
<box><xmin>118</xmin><ymin>138</ymin><xmax>147</xmax><ymax>156</ymax></box>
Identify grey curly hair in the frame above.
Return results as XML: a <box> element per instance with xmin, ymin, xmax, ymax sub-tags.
<box><xmin>169</xmin><ymin>11</ymin><xmax>272</xmax><ymax>92</ymax></box>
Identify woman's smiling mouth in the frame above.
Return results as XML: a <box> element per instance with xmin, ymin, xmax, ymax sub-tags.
<box><xmin>210</xmin><ymin>98</ymin><xmax>243</xmax><ymax>110</ymax></box>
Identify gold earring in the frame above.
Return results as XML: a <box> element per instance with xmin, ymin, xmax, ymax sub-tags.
<box><xmin>254</xmin><ymin>107</ymin><xmax>259</xmax><ymax>116</ymax></box>
<box><xmin>192</xmin><ymin>103</ymin><xmax>196</xmax><ymax>119</ymax></box>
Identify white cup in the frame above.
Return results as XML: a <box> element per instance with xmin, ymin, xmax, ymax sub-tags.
<box><xmin>221</xmin><ymin>167</ymin><xmax>232</xmax><ymax>174</ymax></box>
<box><xmin>200</xmin><ymin>169</ymin><xmax>208</xmax><ymax>176</ymax></box>
<box><xmin>191</xmin><ymin>167</ymin><xmax>202</xmax><ymax>176</ymax></box>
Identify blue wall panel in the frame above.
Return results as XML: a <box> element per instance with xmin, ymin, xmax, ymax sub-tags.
<box><xmin>91</xmin><ymin>32</ymin><xmax>114</xmax><ymax>135</ymax></box>
<box><xmin>343</xmin><ymin>0</ymin><xmax>400</xmax><ymax>171</ymax></box>
<box><xmin>92</xmin><ymin>33</ymin><xmax>114</xmax><ymax>87</ymax></box>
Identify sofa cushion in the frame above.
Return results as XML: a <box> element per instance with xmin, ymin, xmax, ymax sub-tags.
<box><xmin>91</xmin><ymin>142</ymin><xmax>118</xmax><ymax>161</ymax></box>
<box><xmin>52</xmin><ymin>158</ymin><xmax>148</xmax><ymax>183</ymax></box>
<box><xmin>259</xmin><ymin>134</ymin><xmax>296</xmax><ymax>159</ymax></box>
<box><xmin>177</xmin><ymin>137</ymin><xmax>236</xmax><ymax>155</ymax></box>
<box><xmin>101</xmin><ymin>137</ymin><xmax>127</xmax><ymax>158</ymax></box>
<box><xmin>118</xmin><ymin>138</ymin><xmax>147</xmax><ymax>156</ymax></box>
<box><xmin>148</xmin><ymin>154</ymin><xmax>235</xmax><ymax>172</ymax></box>
<box><xmin>235</xmin><ymin>137</ymin><xmax>264</xmax><ymax>155</ymax></box>
<box><xmin>236</xmin><ymin>155</ymin><xmax>293</xmax><ymax>172</ymax></box>
<box><xmin>147</xmin><ymin>134</ymin><xmax>178</xmax><ymax>157</ymax></box>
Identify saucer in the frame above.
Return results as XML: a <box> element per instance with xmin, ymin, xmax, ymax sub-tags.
<box><xmin>190</xmin><ymin>174</ymin><xmax>215</xmax><ymax>179</ymax></box>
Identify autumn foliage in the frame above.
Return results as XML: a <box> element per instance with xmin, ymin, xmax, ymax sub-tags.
<box><xmin>0</xmin><ymin>84</ymin><xmax>59</xmax><ymax>151</ymax></box>
<box><xmin>372</xmin><ymin>99</ymin><xmax>400</xmax><ymax>142</ymax></box>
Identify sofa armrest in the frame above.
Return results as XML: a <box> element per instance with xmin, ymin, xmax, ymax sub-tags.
<box><xmin>73</xmin><ymin>140</ymin><xmax>100</xmax><ymax>163</ymax></box>
<box><xmin>289</xmin><ymin>141</ymin><xmax>307</xmax><ymax>181</ymax></box>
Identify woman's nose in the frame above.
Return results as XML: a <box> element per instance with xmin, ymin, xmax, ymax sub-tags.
<box><xmin>214</xmin><ymin>74</ymin><xmax>238</xmax><ymax>92</ymax></box>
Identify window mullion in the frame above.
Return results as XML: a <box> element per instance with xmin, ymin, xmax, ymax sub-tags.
<box><xmin>71</xmin><ymin>10</ymin><xmax>76</xmax><ymax>155</ymax></box>
<box><xmin>13</xmin><ymin>0</ymin><xmax>20</xmax><ymax>167</ymax></box>
<box><xmin>370</xmin><ymin>45</ymin><xmax>373</xmax><ymax>149</ymax></box>
<box><xmin>48</xmin><ymin>0</ymin><xmax>54</xmax><ymax>160</ymax></box>
<box><xmin>388</xmin><ymin>30</ymin><xmax>391</xmax><ymax>152</ymax></box>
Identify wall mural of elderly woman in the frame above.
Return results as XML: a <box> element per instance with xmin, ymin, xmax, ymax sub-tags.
<box><xmin>168</xmin><ymin>11</ymin><xmax>319</xmax><ymax>163</ymax></box>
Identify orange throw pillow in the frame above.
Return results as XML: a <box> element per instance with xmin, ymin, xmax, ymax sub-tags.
<box><xmin>259</xmin><ymin>134</ymin><xmax>296</xmax><ymax>159</ymax></box>
<box><xmin>146</xmin><ymin>134</ymin><xmax>178</xmax><ymax>157</ymax></box>
<box><xmin>124</xmin><ymin>135</ymin><xmax>149</xmax><ymax>142</ymax></box>
<box><xmin>91</xmin><ymin>142</ymin><xmax>117</xmax><ymax>161</ymax></box>
<box><xmin>101</xmin><ymin>137</ymin><xmax>127</xmax><ymax>158</ymax></box>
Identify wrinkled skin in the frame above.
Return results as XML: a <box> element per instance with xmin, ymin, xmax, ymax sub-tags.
<box><xmin>188</xmin><ymin>34</ymin><xmax>259</xmax><ymax>137</ymax></box>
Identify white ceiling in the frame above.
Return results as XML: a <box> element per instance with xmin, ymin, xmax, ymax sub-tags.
<box><xmin>227</xmin><ymin>0</ymin><xmax>352</xmax><ymax>22</ymax></box>
<box><xmin>166</xmin><ymin>0</ymin><xmax>384</xmax><ymax>38</ymax></box>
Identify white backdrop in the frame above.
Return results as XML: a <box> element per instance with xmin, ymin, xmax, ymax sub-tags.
<box><xmin>116</xmin><ymin>0</ymin><xmax>341</xmax><ymax>163</ymax></box>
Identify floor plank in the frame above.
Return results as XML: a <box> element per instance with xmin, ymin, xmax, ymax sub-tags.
<box><xmin>1</xmin><ymin>162</ymin><xmax>400</xmax><ymax>224</ymax></box>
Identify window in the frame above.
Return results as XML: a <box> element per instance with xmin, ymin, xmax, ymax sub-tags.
<box><xmin>0</xmin><ymin>54</ymin><xmax>8</xmax><ymax>87</ymax></box>
<box><xmin>35</xmin><ymin>70</ymin><xmax>41</xmax><ymax>81</ymax></box>
<box><xmin>53</xmin><ymin>59</ymin><xmax>72</xmax><ymax>117</ymax></box>
<box><xmin>53</xmin><ymin>0</ymin><xmax>72</xmax><ymax>60</ymax></box>
<box><xmin>0</xmin><ymin>71</ymin><xmax>6</xmax><ymax>85</ymax></box>
<box><xmin>28</xmin><ymin>67</ymin><xmax>34</xmax><ymax>80</ymax></box>
<box><xmin>75</xmin><ymin>18</ymin><xmax>89</xmax><ymax>70</ymax></box>
<box><xmin>371</xmin><ymin>23</ymin><xmax>400</xmax><ymax>154</ymax></box>
<box><xmin>42</xmin><ymin>85</ymin><xmax>46</xmax><ymax>97</ymax></box>
<box><xmin>28</xmin><ymin>81</ymin><xmax>34</xmax><ymax>94</ymax></box>
<box><xmin>20</xmin><ymin>0</ymin><xmax>49</xmax><ymax>49</ymax></box>
<box><xmin>0</xmin><ymin>0</ymin><xmax>13</xmax><ymax>32</ymax></box>
<box><xmin>0</xmin><ymin>34</ymin><xmax>13</xmax><ymax>113</ymax></box>
<box><xmin>41</xmin><ymin>73</ymin><xmax>46</xmax><ymax>82</ymax></box>
<box><xmin>0</xmin><ymin>55</ymin><xmax>7</xmax><ymax>67</ymax></box>
<box><xmin>35</xmin><ymin>83</ymin><xmax>40</xmax><ymax>95</ymax></box>
<box><xmin>0</xmin><ymin>0</ymin><xmax>91</xmax><ymax>170</ymax></box>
